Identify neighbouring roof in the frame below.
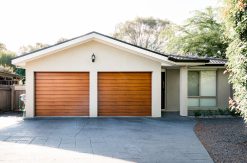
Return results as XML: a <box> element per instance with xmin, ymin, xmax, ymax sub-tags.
<box><xmin>12</xmin><ymin>31</ymin><xmax>226</xmax><ymax>67</ymax></box>
<box><xmin>0</xmin><ymin>66</ymin><xmax>21</xmax><ymax>78</ymax></box>
<box><xmin>168</xmin><ymin>55</ymin><xmax>227</xmax><ymax>66</ymax></box>
<box><xmin>0</xmin><ymin>71</ymin><xmax>22</xmax><ymax>79</ymax></box>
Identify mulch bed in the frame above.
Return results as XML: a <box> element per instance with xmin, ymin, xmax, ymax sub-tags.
<box><xmin>194</xmin><ymin>118</ymin><xmax>247</xmax><ymax>163</ymax></box>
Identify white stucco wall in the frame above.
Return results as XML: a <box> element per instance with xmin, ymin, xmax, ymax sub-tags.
<box><xmin>217</xmin><ymin>69</ymin><xmax>231</xmax><ymax>109</ymax></box>
<box><xmin>166</xmin><ymin>69</ymin><xmax>180</xmax><ymax>111</ymax></box>
<box><xmin>165</xmin><ymin>67</ymin><xmax>230</xmax><ymax>114</ymax></box>
<box><xmin>24</xmin><ymin>41</ymin><xmax>162</xmax><ymax>117</ymax></box>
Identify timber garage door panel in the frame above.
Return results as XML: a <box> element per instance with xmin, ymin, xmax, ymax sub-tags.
<box><xmin>35</xmin><ymin>72</ymin><xmax>89</xmax><ymax>116</ymax></box>
<box><xmin>98</xmin><ymin>72</ymin><xmax>151</xmax><ymax>116</ymax></box>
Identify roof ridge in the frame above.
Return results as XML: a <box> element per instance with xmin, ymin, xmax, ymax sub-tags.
<box><xmin>11</xmin><ymin>31</ymin><xmax>226</xmax><ymax>66</ymax></box>
<box><xmin>13</xmin><ymin>31</ymin><xmax>168</xmax><ymax>60</ymax></box>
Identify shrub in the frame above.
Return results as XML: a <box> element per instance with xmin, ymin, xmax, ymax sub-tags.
<box><xmin>206</xmin><ymin>110</ymin><xmax>213</xmax><ymax>116</ymax></box>
<box><xmin>193</xmin><ymin>110</ymin><xmax>202</xmax><ymax>117</ymax></box>
<box><xmin>218</xmin><ymin>108</ymin><xmax>226</xmax><ymax>115</ymax></box>
<box><xmin>227</xmin><ymin>108</ymin><xmax>241</xmax><ymax>117</ymax></box>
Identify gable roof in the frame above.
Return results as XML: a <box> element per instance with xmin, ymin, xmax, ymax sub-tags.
<box><xmin>12</xmin><ymin>31</ymin><xmax>176</xmax><ymax>67</ymax></box>
<box><xmin>12</xmin><ymin>31</ymin><xmax>226</xmax><ymax>67</ymax></box>
<box><xmin>13</xmin><ymin>31</ymin><xmax>169</xmax><ymax>60</ymax></box>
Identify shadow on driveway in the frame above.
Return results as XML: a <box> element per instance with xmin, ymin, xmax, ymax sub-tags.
<box><xmin>0</xmin><ymin>115</ymin><xmax>212</xmax><ymax>163</ymax></box>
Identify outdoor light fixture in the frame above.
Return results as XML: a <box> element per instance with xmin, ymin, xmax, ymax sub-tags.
<box><xmin>91</xmin><ymin>53</ymin><xmax>96</xmax><ymax>62</ymax></box>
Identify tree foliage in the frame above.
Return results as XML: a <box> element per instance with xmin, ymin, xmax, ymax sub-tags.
<box><xmin>223</xmin><ymin>0</ymin><xmax>247</xmax><ymax>122</ymax></box>
<box><xmin>113</xmin><ymin>17</ymin><xmax>171</xmax><ymax>52</ymax></box>
<box><xmin>164</xmin><ymin>7</ymin><xmax>228</xmax><ymax>58</ymax></box>
<box><xmin>0</xmin><ymin>42</ymin><xmax>25</xmax><ymax>77</ymax></box>
<box><xmin>19</xmin><ymin>42</ymin><xmax>49</xmax><ymax>54</ymax></box>
<box><xmin>56</xmin><ymin>37</ymin><xmax>68</xmax><ymax>44</ymax></box>
<box><xmin>0</xmin><ymin>43</ymin><xmax>16</xmax><ymax>67</ymax></box>
<box><xmin>0</xmin><ymin>65</ymin><xmax>14</xmax><ymax>74</ymax></box>
<box><xmin>0</xmin><ymin>43</ymin><xmax>7</xmax><ymax>51</ymax></box>
<box><xmin>1</xmin><ymin>38</ymin><xmax>66</xmax><ymax>79</ymax></box>
<box><xmin>0</xmin><ymin>50</ymin><xmax>16</xmax><ymax>67</ymax></box>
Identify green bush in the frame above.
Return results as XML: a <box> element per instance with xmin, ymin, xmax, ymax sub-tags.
<box><xmin>193</xmin><ymin>110</ymin><xmax>202</xmax><ymax>117</ymax></box>
<box><xmin>227</xmin><ymin>108</ymin><xmax>241</xmax><ymax>117</ymax></box>
<box><xmin>223</xmin><ymin>0</ymin><xmax>247</xmax><ymax>123</ymax></box>
<box><xmin>206</xmin><ymin>110</ymin><xmax>213</xmax><ymax>116</ymax></box>
<box><xmin>218</xmin><ymin>108</ymin><xmax>226</xmax><ymax>115</ymax></box>
<box><xmin>191</xmin><ymin>108</ymin><xmax>241</xmax><ymax>117</ymax></box>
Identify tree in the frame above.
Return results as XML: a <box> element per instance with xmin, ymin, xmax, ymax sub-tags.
<box><xmin>164</xmin><ymin>7</ymin><xmax>228</xmax><ymax>58</ymax></box>
<box><xmin>0</xmin><ymin>43</ymin><xmax>7</xmax><ymax>51</ymax></box>
<box><xmin>113</xmin><ymin>17</ymin><xmax>171</xmax><ymax>52</ymax></box>
<box><xmin>0</xmin><ymin>65</ymin><xmax>14</xmax><ymax>74</ymax></box>
<box><xmin>223</xmin><ymin>0</ymin><xmax>247</xmax><ymax>122</ymax></box>
<box><xmin>0</xmin><ymin>42</ymin><xmax>25</xmax><ymax>78</ymax></box>
<box><xmin>19</xmin><ymin>42</ymin><xmax>49</xmax><ymax>54</ymax></box>
<box><xmin>0</xmin><ymin>51</ymin><xmax>16</xmax><ymax>67</ymax></box>
<box><xmin>56</xmin><ymin>37</ymin><xmax>68</xmax><ymax>44</ymax></box>
<box><xmin>0</xmin><ymin>43</ymin><xmax>16</xmax><ymax>67</ymax></box>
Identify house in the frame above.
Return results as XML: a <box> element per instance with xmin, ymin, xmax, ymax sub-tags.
<box><xmin>0</xmin><ymin>67</ymin><xmax>25</xmax><ymax>112</ymax></box>
<box><xmin>12</xmin><ymin>32</ymin><xmax>230</xmax><ymax>117</ymax></box>
<box><xmin>0</xmin><ymin>68</ymin><xmax>22</xmax><ymax>85</ymax></box>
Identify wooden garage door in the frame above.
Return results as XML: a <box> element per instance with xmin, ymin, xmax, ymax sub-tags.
<box><xmin>98</xmin><ymin>72</ymin><xmax>151</xmax><ymax>116</ymax></box>
<box><xmin>35</xmin><ymin>72</ymin><xmax>89</xmax><ymax>116</ymax></box>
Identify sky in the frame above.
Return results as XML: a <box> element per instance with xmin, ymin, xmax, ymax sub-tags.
<box><xmin>1</xmin><ymin>0</ymin><xmax>220</xmax><ymax>53</ymax></box>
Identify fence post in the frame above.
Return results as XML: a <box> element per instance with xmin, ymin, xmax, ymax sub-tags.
<box><xmin>10</xmin><ymin>85</ymin><xmax>15</xmax><ymax>111</ymax></box>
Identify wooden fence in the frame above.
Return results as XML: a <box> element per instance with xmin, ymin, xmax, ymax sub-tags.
<box><xmin>0</xmin><ymin>85</ymin><xmax>25</xmax><ymax>112</ymax></box>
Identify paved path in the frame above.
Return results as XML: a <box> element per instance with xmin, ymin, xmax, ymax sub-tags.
<box><xmin>0</xmin><ymin>116</ymin><xmax>212</xmax><ymax>163</ymax></box>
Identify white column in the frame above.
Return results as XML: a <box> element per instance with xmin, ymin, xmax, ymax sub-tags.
<box><xmin>89</xmin><ymin>71</ymin><xmax>98</xmax><ymax>117</ymax></box>
<box><xmin>25</xmin><ymin>69</ymin><xmax>34</xmax><ymax>117</ymax></box>
<box><xmin>180</xmin><ymin>67</ymin><xmax>188</xmax><ymax>116</ymax></box>
<box><xmin>152</xmin><ymin>70</ymin><xmax>161</xmax><ymax>117</ymax></box>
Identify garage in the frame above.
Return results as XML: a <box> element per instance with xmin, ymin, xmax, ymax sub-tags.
<box><xmin>98</xmin><ymin>72</ymin><xmax>151</xmax><ymax>116</ymax></box>
<box><xmin>12</xmin><ymin>32</ymin><xmax>163</xmax><ymax>117</ymax></box>
<box><xmin>35</xmin><ymin>72</ymin><xmax>89</xmax><ymax>116</ymax></box>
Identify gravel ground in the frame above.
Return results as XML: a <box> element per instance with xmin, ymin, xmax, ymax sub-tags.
<box><xmin>194</xmin><ymin>118</ymin><xmax>247</xmax><ymax>163</ymax></box>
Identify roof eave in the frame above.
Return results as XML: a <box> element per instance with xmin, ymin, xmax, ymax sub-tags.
<box><xmin>167</xmin><ymin>56</ymin><xmax>209</xmax><ymax>63</ymax></box>
<box><xmin>12</xmin><ymin>34</ymin><xmax>95</xmax><ymax>65</ymax></box>
<box><xmin>204</xmin><ymin>64</ymin><xmax>226</xmax><ymax>66</ymax></box>
<box><xmin>12</xmin><ymin>32</ymin><xmax>176</xmax><ymax>66</ymax></box>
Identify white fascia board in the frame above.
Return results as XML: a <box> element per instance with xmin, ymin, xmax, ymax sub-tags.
<box><xmin>12</xmin><ymin>32</ymin><xmax>177</xmax><ymax>67</ymax></box>
<box><xmin>162</xmin><ymin>63</ymin><xmax>217</xmax><ymax>69</ymax></box>
<box><xmin>163</xmin><ymin>61</ymin><xmax>217</xmax><ymax>67</ymax></box>
<box><xmin>15</xmin><ymin>62</ymin><xmax>26</xmax><ymax>68</ymax></box>
<box><xmin>189</xmin><ymin>66</ymin><xmax>226</xmax><ymax>69</ymax></box>
<box><xmin>175</xmin><ymin>62</ymin><xmax>208</xmax><ymax>66</ymax></box>
<box><xmin>12</xmin><ymin>34</ymin><xmax>94</xmax><ymax>65</ymax></box>
<box><xmin>170</xmin><ymin>61</ymin><xmax>226</xmax><ymax>67</ymax></box>
<box><xmin>11</xmin><ymin>32</ymin><xmax>220</xmax><ymax>68</ymax></box>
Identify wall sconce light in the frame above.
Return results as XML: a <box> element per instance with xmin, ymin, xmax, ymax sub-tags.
<box><xmin>91</xmin><ymin>53</ymin><xmax>96</xmax><ymax>62</ymax></box>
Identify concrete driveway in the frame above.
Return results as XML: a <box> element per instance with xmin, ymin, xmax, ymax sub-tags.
<box><xmin>0</xmin><ymin>115</ymin><xmax>212</xmax><ymax>163</ymax></box>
